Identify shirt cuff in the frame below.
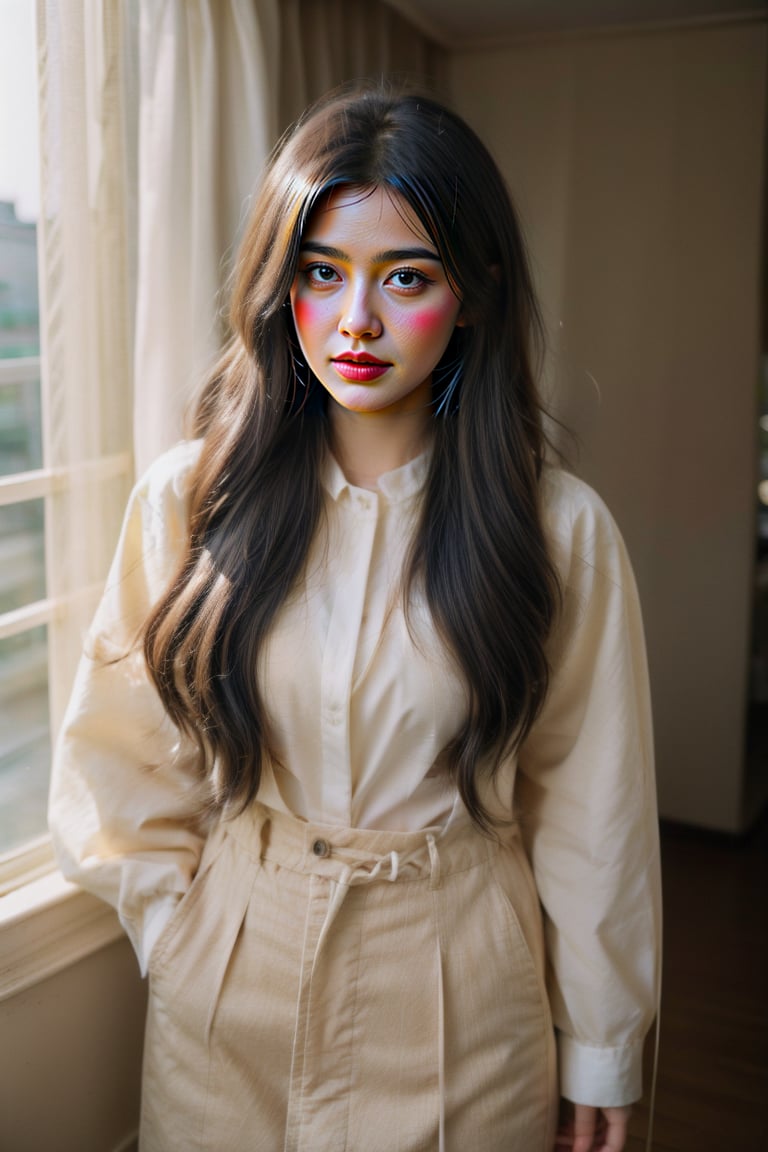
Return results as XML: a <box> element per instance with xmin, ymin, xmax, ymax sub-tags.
<box><xmin>557</xmin><ymin>1031</ymin><xmax>644</xmax><ymax>1107</ymax></box>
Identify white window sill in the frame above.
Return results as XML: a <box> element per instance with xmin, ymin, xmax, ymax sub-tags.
<box><xmin>0</xmin><ymin>868</ymin><xmax>124</xmax><ymax>1002</ymax></box>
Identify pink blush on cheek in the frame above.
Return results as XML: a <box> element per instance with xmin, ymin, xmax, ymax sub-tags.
<box><xmin>406</xmin><ymin>302</ymin><xmax>459</xmax><ymax>336</ymax></box>
<box><xmin>291</xmin><ymin>296</ymin><xmax>320</xmax><ymax>332</ymax></box>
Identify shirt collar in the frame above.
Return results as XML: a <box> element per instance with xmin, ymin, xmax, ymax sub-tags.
<box><xmin>322</xmin><ymin>447</ymin><xmax>431</xmax><ymax>505</ymax></box>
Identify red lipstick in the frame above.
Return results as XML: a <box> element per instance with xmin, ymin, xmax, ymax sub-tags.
<box><xmin>332</xmin><ymin>351</ymin><xmax>390</xmax><ymax>382</ymax></box>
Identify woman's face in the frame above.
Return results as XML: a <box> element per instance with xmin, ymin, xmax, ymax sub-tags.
<box><xmin>290</xmin><ymin>185</ymin><xmax>463</xmax><ymax>420</ymax></box>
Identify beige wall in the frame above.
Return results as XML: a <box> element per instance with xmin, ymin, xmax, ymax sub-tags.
<box><xmin>450</xmin><ymin>22</ymin><xmax>767</xmax><ymax>831</ymax></box>
<box><xmin>0</xmin><ymin>937</ymin><xmax>145</xmax><ymax>1152</ymax></box>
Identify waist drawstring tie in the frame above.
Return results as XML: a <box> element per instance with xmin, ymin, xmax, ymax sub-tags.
<box><xmin>306</xmin><ymin>831</ymin><xmax>447</xmax><ymax>1152</ymax></box>
<box><xmin>310</xmin><ymin>847</ymin><xmax>400</xmax><ymax>975</ymax></box>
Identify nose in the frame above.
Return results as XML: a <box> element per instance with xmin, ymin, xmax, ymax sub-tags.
<box><xmin>338</xmin><ymin>283</ymin><xmax>382</xmax><ymax>340</ymax></box>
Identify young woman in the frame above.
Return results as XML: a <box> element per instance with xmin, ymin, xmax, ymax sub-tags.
<box><xmin>49</xmin><ymin>83</ymin><xmax>660</xmax><ymax>1152</ymax></box>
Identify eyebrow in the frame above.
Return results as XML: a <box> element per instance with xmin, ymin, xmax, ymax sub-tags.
<box><xmin>299</xmin><ymin>242</ymin><xmax>441</xmax><ymax>263</ymax></box>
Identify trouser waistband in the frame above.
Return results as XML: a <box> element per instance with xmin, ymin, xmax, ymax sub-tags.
<box><xmin>225</xmin><ymin>800</ymin><xmax>499</xmax><ymax>886</ymax></box>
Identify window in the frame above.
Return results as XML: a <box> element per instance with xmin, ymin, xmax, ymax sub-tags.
<box><xmin>0</xmin><ymin>3</ymin><xmax>51</xmax><ymax>877</ymax></box>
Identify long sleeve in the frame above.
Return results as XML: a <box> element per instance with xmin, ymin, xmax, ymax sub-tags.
<box><xmin>516</xmin><ymin>470</ymin><xmax>661</xmax><ymax>1108</ymax></box>
<box><xmin>48</xmin><ymin>441</ymin><xmax>208</xmax><ymax>976</ymax></box>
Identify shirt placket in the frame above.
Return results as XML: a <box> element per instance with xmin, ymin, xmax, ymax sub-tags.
<box><xmin>319</xmin><ymin>489</ymin><xmax>378</xmax><ymax>822</ymax></box>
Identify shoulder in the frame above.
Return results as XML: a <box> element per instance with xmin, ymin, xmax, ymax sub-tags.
<box><xmin>540</xmin><ymin>465</ymin><xmax>618</xmax><ymax>539</ymax></box>
<box><xmin>130</xmin><ymin>440</ymin><xmax>203</xmax><ymax>534</ymax></box>
<box><xmin>135</xmin><ymin>439</ymin><xmax>203</xmax><ymax>506</ymax></box>
<box><xmin>539</xmin><ymin>466</ymin><xmax>630</xmax><ymax>588</ymax></box>
<box><xmin>87</xmin><ymin>441</ymin><xmax>204</xmax><ymax>645</ymax></box>
<box><xmin>113</xmin><ymin>440</ymin><xmax>203</xmax><ymax>589</ymax></box>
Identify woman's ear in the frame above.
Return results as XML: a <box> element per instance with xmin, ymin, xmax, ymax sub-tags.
<box><xmin>454</xmin><ymin>290</ymin><xmax>472</xmax><ymax>329</ymax></box>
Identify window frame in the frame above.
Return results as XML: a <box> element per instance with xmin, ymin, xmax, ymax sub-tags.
<box><xmin>0</xmin><ymin>354</ymin><xmax>53</xmax><ymax>884</ymax></box>
<box><xmin>0</xmin><ymin>865</ymin><xmax>123</xmax><ymax>1002</ymax></box>
<box><xmin>0</xmin><ymin>353</ymin><xmax>133</xmax><ymax>997</ymax></box>
<box><xmin>0</xmin><ymin>354</ymin><xmax>133</xmax><ymax>866</ymax></box>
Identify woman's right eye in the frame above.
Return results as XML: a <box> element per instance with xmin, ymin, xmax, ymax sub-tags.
<box><xmin>305</xmin><ymin>264</ymin><xmax>340</xmax><ymax>285</ymax></box>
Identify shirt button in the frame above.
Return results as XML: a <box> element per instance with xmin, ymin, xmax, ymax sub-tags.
<box><xmin>312</xmin><ymin>838</ymin><xmax>331</xmax><ymax>858</ymax></box>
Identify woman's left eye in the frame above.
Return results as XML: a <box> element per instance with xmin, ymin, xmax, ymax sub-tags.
<box><xmin>387</xmin><ymin>268</ymin><xmax>430</xmax><ymax>291</ymax></box>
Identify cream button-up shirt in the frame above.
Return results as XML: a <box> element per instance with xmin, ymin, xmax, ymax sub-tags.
<box><xmin>49</xmin><ymin>439</ymin><xmax>661</xmax><ymax>1110</ymax></box>
<box><xmin>255</xmin><ymin>448</ymin><xmax>467</xmax><ymax>831</ymax></box>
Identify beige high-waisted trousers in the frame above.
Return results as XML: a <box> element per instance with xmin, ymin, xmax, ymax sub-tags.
<box><xmin>140</xmin><ymin>803</ymin><xmax>558</xmax><ymax>1151</ymax></box>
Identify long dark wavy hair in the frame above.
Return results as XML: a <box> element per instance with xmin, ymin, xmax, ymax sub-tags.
<box><xmin>143</xmin><ymin>81</ymin><xmax>561</xmax><ymax>831</ymax></box>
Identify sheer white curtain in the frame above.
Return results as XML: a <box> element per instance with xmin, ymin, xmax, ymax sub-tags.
<box><xmin>132</xmin><ymin>0</ymin><xmax>280</xmax><ymax>473</ymax></box>
<box><xmin>37</xmin><ymin>1</ymin><xmax>136</xmax><ymax>730</ymax></box>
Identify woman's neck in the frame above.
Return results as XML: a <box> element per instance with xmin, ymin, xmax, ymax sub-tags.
<box><xmin>328</xmin><ymin>404</ymin><xmax>432</xmax><ymax>491</ymax></box>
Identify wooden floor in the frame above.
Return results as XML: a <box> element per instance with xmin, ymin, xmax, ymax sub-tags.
<box><xmin>626</xmin><ymin>768</ymin><xmax>768</xmax><ymax>1149</ymax></box>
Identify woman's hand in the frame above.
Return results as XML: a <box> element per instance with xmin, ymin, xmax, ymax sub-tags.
<box><xmin>554</xmin><ymin>1100</ymin><xmax>631</xmax><ymax>1151</ymax></box>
